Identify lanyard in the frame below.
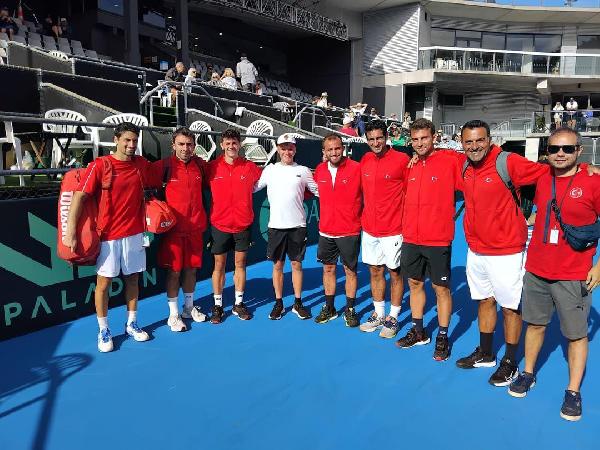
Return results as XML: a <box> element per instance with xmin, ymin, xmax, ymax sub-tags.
<box><xmin>543</xmin><ymin>170</ymin><xmax>576</xmax><ymax>243</ymax></box>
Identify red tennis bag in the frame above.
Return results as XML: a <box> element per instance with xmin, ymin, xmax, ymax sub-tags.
<box><xmin>145</xmin><ymin>197</ymin><xmax>176</xmax><ymax>234</ymax></box>
<box><xmin>56</xmin><ymin>168</ymin><xmax>101</xmax><ymax>265</ymax></box>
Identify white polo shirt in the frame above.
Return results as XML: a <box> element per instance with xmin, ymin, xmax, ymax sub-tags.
<box><xmin>256</xmin><ymin>162</ymin><xmax>319</xmax><ymax>228</ymax></box>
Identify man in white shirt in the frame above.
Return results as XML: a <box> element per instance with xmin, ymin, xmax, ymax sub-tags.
<box><xmin>255</xmin><ymin>134</ymin><xmax>319</xmax><ymax>320</ymax></box>
<box><xmin>566</xmin><ymin>97</ymin><xmax>578</xmax><ymax>129</ymax></box>
<box><xmin>236</xmin><ymin>53</ymin><xmax>258</xmax><ymax>93</ymax></box>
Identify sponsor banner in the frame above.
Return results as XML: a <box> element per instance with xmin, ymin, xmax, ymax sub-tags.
<box><xmin>0</xmin><ymin>191</ymin><xmax>319</xmax><ymax>341</ymax></box>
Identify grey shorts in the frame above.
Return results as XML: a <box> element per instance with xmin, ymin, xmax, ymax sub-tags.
<box><xmin>522</xmin><ymin>271</ymin><xmax>591</xmax><ymax>340</ymax></box>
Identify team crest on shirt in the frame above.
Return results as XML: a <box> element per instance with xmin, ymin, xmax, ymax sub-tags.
<box><xmin>342</xmin><ymin>179</ymin><xmax>348</xmax><ymax>184</ymax></box>
<box><xmin>241</xmin><ymin>175</ymin><xmax>246</xmax><ymax>180</ymax></box>
<box><xmin>384</xmin><ymin>174</ymin><xmax>391</xmax><ymax>179</ymax></box>
<box><xmin>431</xmin><ymin>176</ymin><xmax>438</xmax><ymax>182</ymax></box>
<box><xmin>570</xmin><ymin>187</ymin><xmax>583</xmax><ymax>199</ymax></box>
<box><xmin>485</xmin><ymin>177</ymin><xmax>493</xmax><ymax>183</ymax></box>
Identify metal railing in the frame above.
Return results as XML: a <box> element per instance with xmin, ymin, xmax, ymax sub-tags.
<box><xmin>531</xmin><ymin>109</ymin><xmax>600</xmax><ymax>133</ymax></box>
<box><xmin>419</xmin><ymin>47</ymin><xmax>600</xmax><ymax>77</ymax></box>
<box><xmin>196</xmin><ymin>0</ymin><xmax>348</xmax><ymax>40</ymax></box>
<box><xmin>0</xmin><ymin>113</ymin><xmax>324</xmax><ymax>185</ymax></box>
<box><xmin>293</xmin><ymin>105</ymin><xmax>331</xmax><ymax>131</ymax></box>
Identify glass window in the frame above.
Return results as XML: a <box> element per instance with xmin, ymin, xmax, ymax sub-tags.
<box><xmin>482</xmin><ymin>33</ymin><xmax>505</xmax><ymax>50</ymax></box>
<box><xmin>534</xmin><ymin>35</ymin><xmax>561</xmax><ymax>53</ymax></box>
<box><xmin>578</xmin><ymin>35</ymin><xmax>600</xmax><ymax>51</ymax></box>
<box><xmin>456</xmin><ymin>30</ymin><xmax>481</xmax><ymax>39</ymax></box>
<box><xmin>431</xmin><ymin>28</ymin><xmax>455</xmax><ymax>47</ymax></box>
<box><xmin>506</xmin><ymin>34</ymin><xmax>534</xmax><ymax>51</ymax></box>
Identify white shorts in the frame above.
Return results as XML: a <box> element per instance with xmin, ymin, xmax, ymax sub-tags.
<box><xmin>96</xmin><ymin>233</ymin><xmax>146</xmax><ymax>278</ymax></box>
<box><xmin>361</xmin><ymin>231</ymin><xmax>403</xmax><ymax>269</ymax></box>
<box><xmin>466</xmin><ymin>248</ymin><xmax>525</xmax><ymax>310</ymax></box>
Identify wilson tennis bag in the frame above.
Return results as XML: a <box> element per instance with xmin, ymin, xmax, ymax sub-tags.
<box><xmin>56</xmin><ymin>168</ymin><xmax>101</xmax><ymax>265</ymax></box>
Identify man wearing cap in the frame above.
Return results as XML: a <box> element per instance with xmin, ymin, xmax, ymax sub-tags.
<box><xmin>339</xmin><ymin>116</ymin><xmax>358</xmax><ymax>137</ymax></box>
<box><xmin>206</xmin><ymin>129</ymin><xmax>262</xmax><ymax>324</ymax></box>
<box><xmin>313</xmin><ymin>133</ymin><xmax>362</xmax><ymax>326</ymax></box>
<box><xmin>255</xmin><ymin>133</ymin><xmax>319</xmax><ymax>320</ymax></box>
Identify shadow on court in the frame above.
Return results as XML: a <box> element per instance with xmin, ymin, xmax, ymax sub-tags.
<box><xmin>0</xmin><ymin>324</ymin><xmax>92</xmax><ymax>450</ymax></box>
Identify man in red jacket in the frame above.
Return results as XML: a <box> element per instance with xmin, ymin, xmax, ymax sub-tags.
<box><xmin>456</xmin><ymin>120</ymin><xmax>550</xmax><ymax>385</ymax></box>
<box><xmin>206</xmin><ymin>129</ymin><xmax>262</xmax><ymax>324</ymax></box>
<box><xmin>154</xmin><ymin>128</ymin><xmax>209</xmax><ymax>332</ymax></box>
<box><xmin>396</xmin><ymin>118</ymin><xmax>462</xmax><ymax>361</ymax></box>
<box><xmin>508</xmin><ymin>127</ymin><xmax>600</xmax><ymax>422</ymax></box>
<box><xmin>313</xmin><ymin>133</ymin><xmax>362</xmax><ymax>327</ymax></box>
<box><xmin>359</xmin><ymin>120</ymin><xmax>410</xmax><ymax>338</ymax></box>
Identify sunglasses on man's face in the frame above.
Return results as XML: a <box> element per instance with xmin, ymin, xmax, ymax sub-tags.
<box><xmin>547</xmin><ymin>145</ymin><xmax>579</xmax><ymax>155</ymax></box>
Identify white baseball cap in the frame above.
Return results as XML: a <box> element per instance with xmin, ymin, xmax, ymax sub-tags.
<box><xmin>277</xmin><ymin>133</ymin><xmax>297</xmax><ymax>145</ymax></box>
<box><xmin>343</xmin><ymin>116</ymin><xmax>353</xmax><ymax>125</ymax></box>
<box><xmin>321</xmin><ymin>92</ymin><xmax>328</xmax><ymax>97</ymax></box>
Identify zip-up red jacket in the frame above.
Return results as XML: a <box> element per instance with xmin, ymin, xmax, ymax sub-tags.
<box><xmin>402</xmin><ymin>150</ymin><xmax>463</xmax><ymax>246</ymax></box>
<box><xmin>360</xmin><ymin>148</ymin><xmax>409</xmax><ymax>237</ymax></box>
<box><xmin>462</xmin><ymin>145</ymin><xmax>548</xmax><ymax>255</ymax></box>
<box><xmin>152</xmin><ymin>155</ymin><xmax>207</xmax><ymax>235</ymax></box>
<box><xmin>314</xmin><ymin>157</ymin><xmax>362</xmax><ymax>236</ymax></box>
<box><xmin>207</xmin><ymin>156</ymin><xmax>262</xmax><ymax>233</ymax></box>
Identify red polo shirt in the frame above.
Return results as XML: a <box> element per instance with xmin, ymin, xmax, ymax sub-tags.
<box><xmin>314</xmin><ymin>157</ymin><xmax>362</xmax><ymax>236</ymax></box>
<box><xmin>360</xmin><ymin>148</ymin><xmax>409</xmax><ymax>237</ymax></box>
<box><xmin>207</xmin><ymin>156</ymin><xmax>262</xmax><ymax>233</ymax></box>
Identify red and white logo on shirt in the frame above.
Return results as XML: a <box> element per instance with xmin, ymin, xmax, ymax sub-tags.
<box><xmin>570</xmin><ymin>187</ymin><xmax>583</xmax><ymax>199</ymax></box>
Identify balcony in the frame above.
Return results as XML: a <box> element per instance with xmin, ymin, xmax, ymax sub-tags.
<box><xmin>532</xmin><ymin>109</ymin><xmax>600</xmax><ymax>133</ymax></box>
<box><xmin>419</xmin><ymin>47</ymin><xmax>600</xmax><ymax>77</ymax></box>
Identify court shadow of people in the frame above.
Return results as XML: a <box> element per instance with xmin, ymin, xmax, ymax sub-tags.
<box><xmin>0</xmin><ymin>340</ymin><xmax>92</xmax><ymax>450</ymax></box>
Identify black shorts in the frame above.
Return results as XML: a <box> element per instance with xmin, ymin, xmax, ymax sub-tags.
<box><xmin>317</xmin><ymin>235</ymin><xmax>360</xmax><ymax>271</ymax></box>
<box><xmin>400</xmin><ymin>243</ymin><xmax>451</xmax><ymax>287</ymax></box>
<box><xmin>267</xmin><ymin>227</ymin><xmax>307</xmax><ymax>262</ymax></box>
<box><xmin>210</xmin><ymin>226</ymin><xmax>251</xmax><ymax>254</ymax></box>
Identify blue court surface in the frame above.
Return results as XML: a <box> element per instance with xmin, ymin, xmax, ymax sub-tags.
<box><xmin>1</xmin><ymin>220</ymin><xmax>599</xmax><ymax>450</ymax></box>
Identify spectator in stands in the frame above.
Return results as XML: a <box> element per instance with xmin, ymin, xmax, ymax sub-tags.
<box><xmin>390</xmin><ymin>127</ymin><xmax>407</xmax><ymax>147</ymax></box>
<box><xmin>204</xmin><ymin>63</ymin><xmax>214</xmax><ymax>81</ymax></box>
<box><xmin>165</xmin><ymin>61</ymin><xmax>186</xmax><ymax>103</ymax></box>
<box><xmin>0</xmin><ymin>7</ymin><xmax>17</xmax><ymax>39</ymax></box>
<box><xmin>236</xmin><ymin>53</ymin><xmax>258</xmax><ymax>93</ymax></box>
<box><xmin>451</xmin><ymin>133</ymin><xmax>463</xmax><ymax>151</ymax></box>
<box><xmin>184</xmin><ymin>67</ymin><xmax>198</xmax><ymax>85</ymax></box>
<box><xmin>255</xmin><ymin>80</ymin><xmax>263</xmax><ymax>96</ymax></box>
<box><xmin>566</xmin><ymin>97</ymin><xmax>578</xmax><ymax>129</ymax></box>
<box><xmin>340</xmin><ymin>116</ymin><xmax>358</xmax><ymax>137</ymax></box>
<box><xmin>554</xmin><ymin>101</ymin><xmax>565</xmax><ymax>129</ymax></box>
<box><xmin>221</xmin><ymin>68</ymin><xmax>237</xmax><ymax>90</ymax></box>
<box><xmin>351</xmin><ymin>103</ymin><xmax>368</xmax><ymax>136</ymax></box>
<box><xmin>59</xmin><ymin>17</ymin><xmax>71</xmax><ymax>40</ymax></box>
<box><xmin>370</xmin><ymin>107</ymin><xmax>379</xmax><ymax>118</ymax></box>
<box><xmin>317</xmin><ymin>92</ymin><xmax>328</xmax><ymax>108</ymax></box>
<box><xmin>402</xmin><ymin>112</ymin><xmax>412</xmax><ymax>130</ymax></box>
<box><xmin>43</xmin><ymin>13</ymin><xmax>61</xmax><ymax>39</ymax></box>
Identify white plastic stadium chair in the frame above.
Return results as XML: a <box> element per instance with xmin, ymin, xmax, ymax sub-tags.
<box><xmin>93</xmin><ymin>114</ymin><xmax>148</xmax><ymax>157</ymax></box>
<box><xmin>43</xmin><ymin>109</ymin><xmax>95</xmax><ymax>168</ymax></box>
<box><xmin>49</xmin><ymin>50</ymin><xmax>69</xmax><ymax>60</ymax></box>
<box><xmin>189</xmin><ymin>120</ymin><xmax>217</xmax><ymax>161</ymax></box>
<box><xmin>242</xmin><ymin>120</ymin><xmax>275</xmax><ymax>165</ymax></box>
<box><xmin>0</xmin><ymin>121</ymin><xmax>24</xmax><ymax>185</ymax></box>
<box><xmin>342</xmin><ymin>136</ymin><xmax>367</xmax><ymax>157</ymax></box>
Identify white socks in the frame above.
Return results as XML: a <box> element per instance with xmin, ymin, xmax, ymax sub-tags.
<box><xmin>374</xmin><ymin>301</ymin><xmax>385</xmax><ymax>319</ymax></box>
<box><xmin>127</xmin><ymin>310</ymin><xmax>137</xmax><ymax>325</ymax></box>
<box><xmin>214</xmin><ymin>294</ymin><xmax>223</xmax><ymax>306</ymax></box>
<box><xmin>167</xmin><ymin>297</ymin><xmax>178</xmax><ymax>316</ymax></box>
<box><xmin>183</xmin><ymin>293</ymin><xmax>194</xmax><ymax>310</ymax></box>
<box><xmin>97</xmin><ymin>316</ymin><xmax>108</xmax><ymax>331</ymax></box>
<box><xmin>389</xmin><ymin>305</ymin><xmax>401</xmax><ymax>319</ymax></box>
<box><xmin>235</xmin><ymin>291</ymin><xmax>244</xmax><ymax>305</ymax></box>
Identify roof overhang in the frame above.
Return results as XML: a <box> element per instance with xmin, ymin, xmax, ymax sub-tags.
<box><xmin>324</xmin><ymin>0</ymin><xmax>600</xmax><ymax>24</ymax></box>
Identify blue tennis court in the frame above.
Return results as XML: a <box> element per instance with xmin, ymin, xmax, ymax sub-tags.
<box><xmin>1</xmin><ymin>220</ymin><xmax>599</xmax><ymax>450</ymax></box>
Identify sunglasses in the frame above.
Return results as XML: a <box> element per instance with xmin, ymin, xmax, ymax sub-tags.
<box><xmin>547</xmin><ymin>145</ymin><xmax>579</xmax><ymax>154</ymax></box>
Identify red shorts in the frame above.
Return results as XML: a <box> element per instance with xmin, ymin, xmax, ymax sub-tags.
<box><xmin>157</xmin><ymin>232</ymin><xmax>203</xmax><ymax>271</ymax></box>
